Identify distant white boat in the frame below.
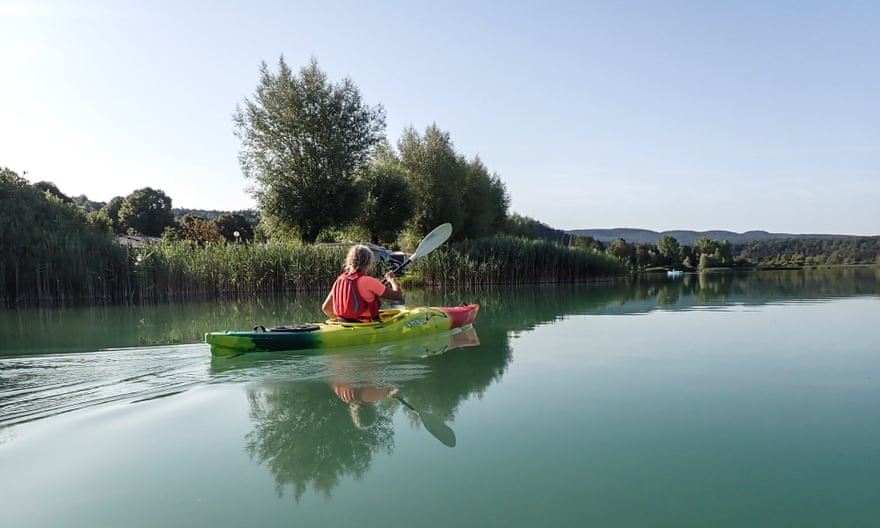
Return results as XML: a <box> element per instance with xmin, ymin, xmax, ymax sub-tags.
<box><xmin>667</xmin><ymin>269</ymin><xmax>684</xmax><ymax>278</ymax></box>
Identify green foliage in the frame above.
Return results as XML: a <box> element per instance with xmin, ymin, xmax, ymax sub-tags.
<box><xmin>127</xmin><ymin>240</ymin><xmax>347</xmax><ymax>302</ymax></box>
<box><xmin>570</xmin><ymin>235</ymin><xmax>602</xmax><ymax>251</ymax></box>
<box><xmin>173</xmin><ymin>208</ymin><xmax>259</xmax><ymax>225</ymax></box>
<box><xmin>606</xmin><ymin>238</ymin><xmax>635</xmax><ymax>265</ymax></box>
<box><xmin>397</xmin><ymin>124</ymin><xmax>467</xmax><ymax>235</ymax></box>
<box><xmin>657</xmin><ymin>235</ymin><xmax>680</xmax><ymax>265</ymax></box>
<box><xmin>118</xmin><ymin>187</ymin><xmax>176</xmax><ymax>236</ymax></box>
<box><xmin>72</xmin><ymin>194</ymin><xmax>106</xmax><ymax>212</ymax></box>
<box><xmin>233</xmin><ymin>56</ymin><xmax>386</xmax><ymax>242</ymax></box>
<box><xmin>733</xmin><ymin>237</ymin><xmax>880</xmax><ymax>267</ymax></box>
<box><xmin>0</xmin><ymin>167</ymin><xmax>129</xmax><ymax>306</ymax></box>
<box><xmin>357</xmin><ymin>152</ymin><xmax>416</xmax><ymax>245</ymax></box>
<box><xmin>693</xmin><ymin>237</ymin><xmax>731</xmax><ymax>265</ymax></box>
<box><xmin>601</xmin><ymin>234</ymin><xmax>741</xmax><ymax>272</ymax></box>
<box><xmin>178</xmin><ymin>214</ymin><xmax>222</xmax><ymax>246</ymax></box>
<box><xmin>215</xmin><ymin>212</ymin><xmax>255</xmax><ymax>243</ymax></box>
<box><xmin>97</xmin><ymin>196</ymin><xmax>126</xmax><ymax>234</ymax></box>
<box><xmin>502</xmin><ymin>213</ymin><xmax>569</xmax><ymax>242</ymax></box>
<box><xmin>34</xmin><ymin>181</ymin><xmax>73</xmax><ymax>204</ymax></box>
<box><xmin>406</xmin><ymin>236</ymin><xmax>624</xmax><ymax>286</ymax></box>
<box><xmin>458</xmin><ymin>157</ymin><xmax>509</xmax><ymax>239</ymax></box>
<box><xmin>699</xmin><ymin>253</ymin><xmax>711</xmax><ymax>270</ymax></box>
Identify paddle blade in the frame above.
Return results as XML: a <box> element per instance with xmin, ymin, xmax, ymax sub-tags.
<box><xmin>419</xmin><ymin>412</ymin><xmax>457</xmax><ymax>448</ymax></box>
<box><xmin>412</xmin><ymin>223</ymin><xmax>453</xmax><ymax>259</ymax></box>
<box><xmin>394</xmin><ymin>395</ymin><xmax>457</xmax><ymax>447</ymax></box>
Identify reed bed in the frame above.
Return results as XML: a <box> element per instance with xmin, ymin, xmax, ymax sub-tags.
<box><xmin>129</xmin><ymin>241</ymin><xmax>347</xmax><ymax>303</ymax></box>
<box><xmin>407</xmin><ymin>236</ymin><xmax>624</xmax><ymax>287</ymax></box>
<box><xmin>1</xmin><ymin>227</ymin><xmax>132</xmax><ymax>307</ymax></box>
<box><xmin>2</xmin><ymin>236</ymin><xmax>625</xmax><ymax>307</ymax></box>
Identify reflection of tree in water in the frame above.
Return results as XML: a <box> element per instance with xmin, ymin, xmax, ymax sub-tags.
<box><xmin>245</xmin><ymin>380</ymin><xmax>394</xmax><ymax>501</ymax></box>
<box><xmin>414</xmin><ymin>268</ymin><xmax>880</xmax><ymax>328</ymax></box>
<box><xmin>240</xmin><ymin>327</ymin><xmax>513</xmax><ymax>500</ymax></box>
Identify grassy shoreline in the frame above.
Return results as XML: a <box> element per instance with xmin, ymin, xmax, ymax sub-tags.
<box><xmin>2</xmin><ymin>238</ymin><xmax>625</xmax><ymax>308</ymax></box>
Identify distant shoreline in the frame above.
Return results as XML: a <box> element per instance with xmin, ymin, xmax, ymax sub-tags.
<box><xmin>567</xmin><ymin>228</ymin><xmax>876</xmax><ymax>246</ymax></box>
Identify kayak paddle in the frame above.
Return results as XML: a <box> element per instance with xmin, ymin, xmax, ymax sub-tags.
<box><xmin>394</xmin><ymin>394</ymin><xmax>457</xmax><ymax>447</ymax></box>
<box><xmin>392</xmin><ymin>223</ymin><xmax>452</xmax><ymax>275</ymax></box>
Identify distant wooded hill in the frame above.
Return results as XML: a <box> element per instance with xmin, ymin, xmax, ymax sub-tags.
<box><xmin>566</xmin><ymin>228</ymin><xmax>861</xmax><ymax>246</ymax></box>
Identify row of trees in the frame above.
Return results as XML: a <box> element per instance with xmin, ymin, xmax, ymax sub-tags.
<box><xmin>42</xmin><ymin>183</ymin><xmax>257</xmax><ymax>245</ymax></box>
<box><xmin>233</xmin><ymin>57</ymin><xmax>509</xmax><ymax>246</ymax></box>
<box><xmin>585</xmin><ymin>232</ymin><xmax>880</xmax><ymax>271</ymax></box>
<box><xmin>732</xmin><ymin>237</ymin><xmax>880</xmax><ymax>267</ymax></box>
<box><xmin>592</xmin><ymin>235</ymin><xmax>734</xmax><ymax>271</ymax></box>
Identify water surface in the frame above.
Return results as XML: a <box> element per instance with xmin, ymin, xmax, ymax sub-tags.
<box><xmin>1</xmin><ymin>269</ymin><xmax>878</xmax><ymax>527</ymax></box>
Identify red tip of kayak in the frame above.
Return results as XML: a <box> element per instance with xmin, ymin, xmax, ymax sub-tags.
<box><xmin>439</xmin><ymin>304</ymin><xmax>479</xmax><ymax>328</ymax></box>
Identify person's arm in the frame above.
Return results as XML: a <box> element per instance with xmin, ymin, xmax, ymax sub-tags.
<box><xmin>381</xmin><ymin>272</ymin><xmax>404</xmax><ymax>302</ymax></box>
<box><xmin>322</xmin><ymin>291</ymin><xmax>335</xmax><ymax>318</ymax></box>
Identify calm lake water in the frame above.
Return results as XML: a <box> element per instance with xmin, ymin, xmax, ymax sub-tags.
<box><xmin>1</xmin><ymin>269</ymin><xmax>878</xmax><ymax>527</ymax></box>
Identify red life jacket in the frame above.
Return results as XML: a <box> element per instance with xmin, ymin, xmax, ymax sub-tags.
<box><xmin>331</xmin><ymin>272</ymin><xmax>380</xmax><ymax>322</ymax></box>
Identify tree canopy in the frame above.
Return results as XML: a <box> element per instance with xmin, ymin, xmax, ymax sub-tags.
<box><xmin>397</xmin><ymin>124</ymin><xmax>509</xmax><ymax>240</ymax></box>
<box><xmin>118</xmin><ymin>187</ymin><xmax>176</xmax><ymax>236</ymax></box>
<box><xmin>357</xmin><ymin>146</ymin><xmax>416</xmax><ymax>245</ymax></box>
<box><xmin>215</xmin><ymin>213</ymin><xmax>255</xmax><ymax>243</ymax></box>
<box><xmin>233</xmin><ymin>56</ymin><xmax>386</xmax><ymax>242</ymax></box>
<box><xmin>398</xmin><ymin>124</ymin><xmax>466</xmax><ymax>235</ymax></box>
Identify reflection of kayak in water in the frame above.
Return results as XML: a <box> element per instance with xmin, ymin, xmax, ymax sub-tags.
<box><xmin>205</xmin><ymin>304</ymin><xmax>479</xmax><ymax>357</ymax></box>
<box><xmin>369</xmin><ymin>325</ymin><xmax>479</xmax><ymax>359</ymax></box>
<box><xmin>208</xmin><ymin>326</ymin><xmax>480</xmax><ymax>379</ymax></box>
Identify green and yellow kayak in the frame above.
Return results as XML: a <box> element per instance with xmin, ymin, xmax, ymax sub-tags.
<box><xmin>205</xmin><ymin>304</ymin><xmax>480</xmax><ymax>357</ymax></box>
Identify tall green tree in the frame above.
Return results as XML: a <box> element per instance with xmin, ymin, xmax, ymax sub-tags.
<box><xmin>233</xmin><ymin>56</ymin><xmax>386</xmax><ymax>242</ymax></box>
<box><xmin>657</xmin><ymin>235</ymin><xmax>681</xmax><ymax>266</ymax></box>
<box><xmin>34</xmin><ymin>181</ymin><xmax>73</xmax><ymax>204</ymax></box>
<box><xmin>459</xmin><ymin>156</ymin><xmax>509</xmax><ymax>239</ymax></box>
<box><xmin>73</xmin><ymin>194</ymin><xmax>105</xmax><ymax>212</ymax></box>
<box><xmin>178</xmin><ymin>214</ymin><xmax>222</xmax><ymax>246</ymax></box>
<box><xmin>358</xmin><ymin>147</ymin><xmax>415</xmax><ymax>245</ymax></box>
<box><xmin>607</xmin><ymin>238</ymin><xmax>635</xmax><ymax>267</ymax></box>
<box><xmin>215</xmin><ymin>213</ymin><xmax>255</xmax><ymax>243</ymax></box>
<box><xmin>98</xmin><ymin>196</ymin><xmax>125</xmax><ymax>234</ymax></box>
<box><xmin>118</xmin><ymin>187</ymin><xmax>176</xmax><ymax>236</ymax></box>
<box><xmin>398</xmin><ymin>124</ymin><xmax>466</xmax><ymax>236</ymax></box>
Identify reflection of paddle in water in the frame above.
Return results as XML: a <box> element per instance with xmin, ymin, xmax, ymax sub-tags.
<box><xmin>394</xmin><ymin>395</ymin><xmax>456</xmax><ymax>448</ymax></box>
<box><xmin>332</xmin><ymin>383</ymin><xmax>457</xmax><ymax>447</ymax></box>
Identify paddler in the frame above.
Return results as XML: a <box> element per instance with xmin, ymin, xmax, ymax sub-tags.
<box><xmin>322</xmin><ymin>244</ymin><xmax>404</xmax><ymax>322</ymax></box>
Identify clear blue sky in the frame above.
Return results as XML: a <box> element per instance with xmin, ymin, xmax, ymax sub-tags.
<box><xmin>2</xmin><ymin>0</ymin><xmax>878</xmax><ymax>234</ymax></box>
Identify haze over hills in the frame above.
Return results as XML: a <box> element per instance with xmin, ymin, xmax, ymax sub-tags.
<box><xmin>566</xmin><ymin>228</ymin><xmax>864</xmax><ymax>246</ymax></box>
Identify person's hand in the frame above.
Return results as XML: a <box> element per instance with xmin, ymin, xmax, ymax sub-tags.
<box><xmin>333</xmin><ymin>384</ymin><xmax>356</xmax><ymax>403</ymax></box>
<box><xmin>384</xmin><ymin>271</ymin><xmax>398</xmax><ymax>284</ymax></box>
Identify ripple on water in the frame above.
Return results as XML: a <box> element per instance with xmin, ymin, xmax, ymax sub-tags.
<box><xmin>0</xmin><ymin>344</ymin><xmax>210</xmax><ymax>427</ymax></box>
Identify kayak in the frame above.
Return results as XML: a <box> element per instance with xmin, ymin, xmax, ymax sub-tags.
<box><xmin>205</xmin><ymin>304</ymin><xmax>479</xmax><ymax>357</ymax></box>
<box><xmin>208</xmin><ymin>326</ymin><xmax>481</xmax><ymax>374</ymax></box>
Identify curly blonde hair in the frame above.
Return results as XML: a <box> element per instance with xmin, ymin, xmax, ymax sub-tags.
<box><xmin>344</xmin><ymin>244</ymin><xmax>374</xmax><ymax>274</ymax></box>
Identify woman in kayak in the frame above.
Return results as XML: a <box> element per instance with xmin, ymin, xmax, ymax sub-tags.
<box><xmin>322</xmin><ymin>244</ymin><xmax>404</xmax><ymax>322</ymax></box>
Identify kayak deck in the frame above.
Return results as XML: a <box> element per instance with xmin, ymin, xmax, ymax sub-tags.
<box><xmin>205</xmin><ymin>304</ymin><xmax>479</xmax><ymax>357</ymax></box>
